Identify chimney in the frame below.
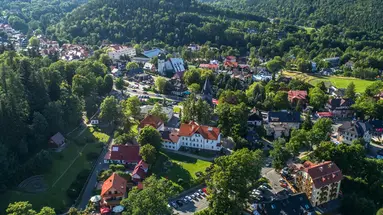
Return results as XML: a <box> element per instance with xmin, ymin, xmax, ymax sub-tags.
<box><xmin>208</xmin><ymin>127</ymin><xmax>213</xmax><ymax>131</ymax></box>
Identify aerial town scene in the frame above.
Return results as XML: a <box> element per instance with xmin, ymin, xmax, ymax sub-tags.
<box><xmin>0</xmin><ymin>0</ymin><xmax>383</xmax><ymax>215</ymax></box>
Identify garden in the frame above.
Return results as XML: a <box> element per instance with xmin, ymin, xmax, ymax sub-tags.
<box><xmin>151</xmin><ymin>151</ymin><xmax>212</xmax><ymax>189</ymax></box>
<box><xmin>0</xmin><ymin>126</ymin><xmax>109</xmax><ymax>213</ymax></box>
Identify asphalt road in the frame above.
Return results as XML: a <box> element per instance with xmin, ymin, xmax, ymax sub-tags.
<box><xmin>173</xmin><ymin>195</ymin><xmax>209</xmax><ymax>215</ymax></box>
<box><xmin>77</xmin><ymin>138</ymin><xmax>112</xmax><ymax>210</ymax></box>
<box><xmin>262</xmin><ymin>168</ymin><xmax>285</xmax><ymax>194</ymax></box>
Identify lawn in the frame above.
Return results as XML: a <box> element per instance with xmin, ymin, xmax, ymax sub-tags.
<box><xmin>173</xmin><ymin>106</ymin><xmax>181</xmax><ymax>114</ymax></box>
<box><xmin>152</xmin><ymin>151</ymin><xmax>212</xmax><ymax>189</ymax></box>
<box><xmin>282</xmin><ymin>71</ymin><xmax>374</xmax><ymax>93</ymax></box>
<box><xmin>0</xmin><ymin>126</ymin><xmax>109</xmax><ymax>213</ymax></box>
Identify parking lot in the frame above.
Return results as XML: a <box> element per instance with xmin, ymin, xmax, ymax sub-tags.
<box><xmin>171</xmin><ymin>189</ymin><xmax>209</xmax><ymax>215</ymax></box>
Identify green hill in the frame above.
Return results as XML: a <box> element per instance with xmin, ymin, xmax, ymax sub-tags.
<box><xmin>49</xmin><ymin>0</ymin><xmax>267</xmax><ymax>46</ymax></box>
<box><xmin>201</xmin><ymin>0</ymin><xmax>383</xmax><ymax>31</ymax></box>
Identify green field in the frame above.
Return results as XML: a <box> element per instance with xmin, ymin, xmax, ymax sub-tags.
<box><xmin>152</xmin><ymin>151</ymin><xmax>212</xmax><ymax>189</ymax></box>
<box><xmin>283</xmin><ymin>71</ymin><xmax>374</xmax><ymax>93</ymax></box>
<box><xmin>0</xmin><ymin>127</ymin><xmax>109</xmax><ymax>213</ymax></box>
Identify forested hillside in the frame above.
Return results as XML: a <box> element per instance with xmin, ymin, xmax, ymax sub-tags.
<box><xmin>49</xmin><ymin>0</ymin><xmax>267</xmax><ymax>46</ymax></box>
<box><xmin>201</xmin><ymin>0</ymin><xmax>383</xmax><ymax>31</ymax></box>
<box><xmin>0</xmin><ymin>0</ymin><xmax>87</xmax><ymax>34</ymax></box>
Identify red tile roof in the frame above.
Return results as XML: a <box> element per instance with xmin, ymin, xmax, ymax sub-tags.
<box><xmin>178</xmin><ymin>121</ymin><xmax>220</xmax><ymax>140</ymax></box>
<box><xmin>104</xmin><ymin>145</ymin><xmax>141</xmax><ymax>163</ymax></box>
<box><xmin>132</xmin><ymin>165</ymin><xmax>146</xmax><ymax>179</ymax></box>
<box><xmin>288</xmin><ymin>90</ymin><xmax>307</xmax><ymax>102</ymax></box>
<box><xmin>200</xmin><ymin>64</ymin><xmax>218</xmax><ymax>70</ymax></box>
<box><xmin>224</xmin><ymin>61</ymin><xmax>238</xmax><ymax>68</ymax></box>
<box><xmin>139</xmin><ymin>115</ymin><xmax>164</xmax><ymax>129</ymax></box>
<box><xmin>101</xmin><ymin>173</ymin><xmax>127</xmax><ymax>196</ymax></box>
<box><xmin>303</xmin><ymin>161</ymin><xmax>343</xmax><ymax>189</ymax></box>
<box><xmin>317</xmin><ymin>112</ymin><xmax>333</xmax><ymax>117</ymax></box>
<box><xmin>137</xmin><ymin>159</ymin><xmax>149</xmax><ymax>171</ymax></box>
<box><xmin>161</xmin><ymin>130</ymin><xmax>180</xmax><ymax>143</ymax></box>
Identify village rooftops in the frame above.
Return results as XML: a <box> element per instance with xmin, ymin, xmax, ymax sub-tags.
<box><xmin>101</xmin><ymin>173</ymin><xmax>127</xmax><ymax>196</ymax></box>
<box><xmin>139</xmin><ymin>115</ymin><xmax>164</xmax><ymax>129</ymax></box>
<box><xmin>268</xmin><ymin>112</ymin><xmax>301</xmax><ymax>123</ymax></box>
<box><xmin>104</xmin><ymin>145</ymin><xmax>141</xmax><ymax>163</ymax></box>
<box><xmin>327</xmin><ymin>98</ymin><xmax>354</xmax><ymax>110</ymax></box>
<box><xmin>178</xmin><ymin>121</ymin><xmax>220</xmax><ymax>140</ymax></box>
<box><xmin>303</xmin><ymin>161</ymin><xmax>343</xmax><ymax>189</ymax></box>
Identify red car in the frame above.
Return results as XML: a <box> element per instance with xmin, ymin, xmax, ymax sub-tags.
<box><xmin>280</xmin><ymin>183</ymin><xmax>288</xmax><ymax>188</ymax></box>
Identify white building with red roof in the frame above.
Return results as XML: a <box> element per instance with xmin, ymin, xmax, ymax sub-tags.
<box><xmin>108</xmin><ymin>44</ymin><xmax>136</xmax><ymax>61</ymax></box>
<box><xmin>161</xmin><ymin>121</ymin><xmax>221</xmax><ymax>151</ymax></box>
<box><xmin>295</xmin><ymin>161</ymin><xmax>343</xmax><ymax>206</ymax></box>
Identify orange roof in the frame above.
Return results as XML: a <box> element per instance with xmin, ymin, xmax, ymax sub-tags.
<box><xmin>288</xmin><ymin>90</ymin><xmax>307</xmax><ymax>101</ymax></box>
<box><xmin>101</xmin><ymin>173</ymin><xmax>127</xmax><ymax>196</ymax></box>
<box><xmin>303</xmin><ymin>161</ymin><xmax>343</xmax><ymax>189</ymax></box>
<box><xmin>139</xmin><ymin>115</ymin><xmax>164</xmax><ymax>129</ymax></box>
<box><xmin>178</xmin><ymin>121</ymin><xmax>220</xmax><ymax>140</ymax></box>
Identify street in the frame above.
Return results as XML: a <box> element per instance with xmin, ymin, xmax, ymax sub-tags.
<box><xmin>77</xmin><ymin>138</ymin><xmax>112</xmax><ymax>210</ymax></box>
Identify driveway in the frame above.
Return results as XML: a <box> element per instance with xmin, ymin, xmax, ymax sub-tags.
<box><xmin>77</xmin><ymin>138</ymin><xmax>112</xmax><ymax>210</ymax></box>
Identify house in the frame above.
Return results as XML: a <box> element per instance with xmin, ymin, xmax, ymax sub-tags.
<box><xmin>288</xmin><ymin>90</ymin><xmax>307</xmax><ymax>104</ymax></box>
<box><xmin>158</xmin><ymin>57</ymin><xmax>185</xmax><ymax>77</ymax></box>
<box><xmin>49</xmin><ymin>132</ymin><xmax>66</xmax><ymax>148</ymax></box>
<box><xmin>138</xmin><ymin>115</ymin><xmax>164</xmax><ymax>131</ymax></box>
<box><xmin>108</xmin><ymin>45</ymin><xmax>136</xmax><ymax>61</ymax></box>
<box><xmin>295</xmin><ymin>161</ymin><xmax>343</xmax><ymax>207</ymax></box>
<box><xmin>104</xmin><ymin>145</ymin><xmax>141</xmax><ymax>164</ymax></box>
<box><xmin>199</xmin><ymin>64</ymin><xmax>219</xmax><ymax>71</ymax></box>
<box><xmin>101</xmin><ymin>173</ymin><xmax>127</xmax><ymax>206</ymax></box>
<box><xmin>253</xmin><ymin>193</ymin><xmax>315</xmax><ymax>215</ymax></box>
<box><xmin>328</xmin><ymin>86</ymin><xmax>345</xmax><ymax>98</ymax></box>
<box><xmin>248</xmin><ymin>112</ymin><xmax>263</xmax><ymax>126</ymax></box>
<box><xmin>111</xmin><ymin>68</ymin><xmax>122</xmax><ymax>77</ymax></box>
<box><xmin>162</xmin><ymin>121</ymin><xmax>221</xmax><ymax>151</ymax></box>
<box><xmin>131</xmin><ymin>160</ymin><xmax>149</xmax><ymax>181</ymax></box>
<box><xmin>168</xmin><ymin>78</ymin><xmax>188</xmax><ymax>96</ymax></box>
<box><xmin>132</xmin><ymin>54</ymin><xmax>150</xmax><ymax>63</ymax></box>
<box><xmin>316</xmin><ymin>112</ymin><xmax>333</xmax><ymax>119</ymax></box>
<box><xmin>140</xmin><ymin>105</ymin><xmax>173</xmax><ymax>122</ymax></box>
<box><xmin>337</xmin><ymin>121</ymin><xmax>371</xmax><ymax>145</ymax></box>
<box><xmin>224</xmin><ymin>56</ymin><xmax>236</xmax><ymax>63</ymax></box>
<box><xmin>143</xmin><ymin>62</ymin><xmax>156</xmax><ymax>72</ymax></box>
<box><xmin>264</xmin><ymin>112</ymin><xmax>301</xmax><ymax>138</ymax></box>
<box><xmin>161</xmin><ymin>130</ymin><xmax>181</xmax><ymax>150</ymax></box>
<box><xmin>326</xmin><ymin>98</ymin><xmax>354</xmax><ymax>118</ymax></box>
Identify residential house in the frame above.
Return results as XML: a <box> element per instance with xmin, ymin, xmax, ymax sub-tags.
<box><xmin>101</xmin><ymin>173</ymin><xmax>127</xmax><ymax>206</ymax></box>
<box><xmin>224</xmin><ymin>56</ymin><xmax>236</xmax><ymax>63</ymax></box>
<box><xmin>143</xmin><ymin>62</ymin><xmax>156</xmax><ymax>72</ymax></box>
<box><xmin>108</xmin><ymin>45</ymin><xmax>136</xmax><ymax>61</ymax></box>
<box><xmin>264</xmin><ymin>112</ymin><xmax>301</xmax><ymax>138</ymax></box>
<box><xmin>248</xmin><ymin>111</ymin><xmax>263</xmax><ymax>126</ymax></box>
<box><xmin>199</xmin><ymin>64</ymin><xmax>219</xmax><ymax>71</ymax></box>
<box><xmin>161</xmin><ymin>130</ymin><xmax>181</xmax><ymax>150</ymax></box>
<box><xmin>253</xmin><ymin>193</ymin><xmax>315</xmax><ymax>215</ymax></box>
<box><xmin>158</xmin><ymin>57</ymin><xmax>185</xmax><ymax>77</ymax></box>
<box><xmin>337</xmin><ymin>121</ymin><xmax>371</xmax><ymax>145</ymax></box>
<box><xmin>60</xmin><ymin>44</ymin><xmax>89</xmax><ymax>61</ymax></box>
<box><xmin>49</xmin><ymin>132</ymin><xmax>66</xmax><ymax>148</ymax></box>
<box><xmin>104</xmin><ymin>145</ymin><xmax>141</xmax><ymax>164</ymax></box>
<box><xmin>162</xmin><ymin>121</ymin><xmax>221</xmax><ymax>151</ymax></box>
<box><xmin>326</xmin><ymin>98</ymin><xmax>354</xmax><ymax>118</ymax></box>
<box><xmin>138</xmin><ymin>115</ymin><xmax>164</xmax><ymax>131</ymax></box>
<box><xmin>131</xmin><ymin>160</ymin><xmax>149</xmax><ymax>181</ymax></box>
<box><xmin>295</xmin><ymin>161</ymin><xmax>343</xmax><ymax>207</ymax></box>
<box><xmin>111</xmin><ymin>67</ymin><xmax>122</xmax><ymax>77</ymax></box>
<box><xmin>316</xmin><ymin>112</ymin><xmax>333</xmax><ymax>119</ymax></box>
<box><xmin>140</xmin><ymin>105</ymin><xmax>173</xmax><ymax>122</ymax></box>
<box><xmin>288</xmin><ymin>90</ymin><xmax>308</xmax><ymax>105</ymax></box>
<box><xmin>168</xmin><ymin>78</ymin><xmax>188</xmax><ymax>96</ymax></box>
<box><xmin>187</xmin><ymin>44</ymin><xmax>200</xmax><ymax>51</ymax></box>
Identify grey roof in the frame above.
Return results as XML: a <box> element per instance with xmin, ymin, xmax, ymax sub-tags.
<box><xmin>268</xmin><ymin>112</ymin><xmax>301</xmax><ymax>123</ymax></box>
<box><xmin>328</xmin><ymin>98</ymin><xmax>354</xmax><ymax>110</ymax></box>
<box><xmin>201</xmin><ymin>77</ymin><xmax>212</xmax><ymax>96</ymax></box>
<box><xmin>257</xmin><ymin>193</ymin><xmax>314</xmax><ymax>215</ymax></box>
<box><xmin>339</xmin><ymin>121</ymin><xmax>372</xmax><ymax>137</ymax></box>
<box><xmin>50</xmin><ymin>132</ymin><xmax>65</xmax><ymax>145</ymax></box>
<box><xmin>248</xmin><ymin>112</ymin><xmax>262</xmax><ymax>121</ymax></box>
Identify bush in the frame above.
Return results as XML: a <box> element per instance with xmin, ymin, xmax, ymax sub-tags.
<box><xmin>67</xmin><ymin>169</ymin><xmax>91</xmax><ymax>200</ymax></box>
<box><xmin>110</xmin><ymin>164</ymin><xmax>125</xmax><ymax>171</ymax></box>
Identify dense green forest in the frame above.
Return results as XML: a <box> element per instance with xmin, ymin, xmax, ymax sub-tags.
<box><xmin>49</xmin><ymin>0</ymin><xmax>267</xmax><ymax>46</ymax></box>
<box><xmin>201</xmin><ymin>0</ymin><xmax>383</xmax><ymax>31</ymax></box>
<box><xmin>0</xmin><ymin>0</ymin><xmax>87</xmax><ymax>34</ymax></box>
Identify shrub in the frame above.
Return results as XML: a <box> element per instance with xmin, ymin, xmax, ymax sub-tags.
<box><xmin>110</xmin><ymin>164</ymin><xmax>125</xmax><ymax>171</ymax></box>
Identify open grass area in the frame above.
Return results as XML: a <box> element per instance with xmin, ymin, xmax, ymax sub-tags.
<box><xmin>282</xmin><ymin>71</ymin><xmax>374</xmax><ymax>93</ymax></box>
<box><xmin>0</xmin><ymin>126</ymin><xmax>109</xmax><ymax>213</ymax></box>
<box><xmin>173</xmin><ymin>106</ymin><xmax>181</xmax><ymax>114</ymax></box>
<box><xmin>152</xmin><ymin>151</ymin><xmax>212</xmax><ymax>189</ymax></box>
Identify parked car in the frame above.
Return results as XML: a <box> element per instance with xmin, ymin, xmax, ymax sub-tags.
<box><xmin>183</xmin><ymin>198</ymin><xmax>189</xmax><ymax>203</ymax></box>
<box><xmin>198</xmin><ymin>189</ymin><xmax>206</xmax><ymax>196</ymax></box>
<box><xmin>132</xmin><ymin>89</ymin><xmax>137</xmax><ymax>92</ymax></box>
<box><xmin>143</xmin><ymin>92</ymin><xmax>148</xmax><ymax>94</ymax></box>
<box><xmin>170</xmin><ymin>201</ymin><xmax>178</xmax><ymax>209</ymax></box>
<box><xmin>280</xmin><ymin>183</ymin><xmax>288</xmax><ymax>188</ymax></box>
<box><xmin>262</xmin><ymin>183</ymin><xmax>272</xmax><ymax>189</ymax></box>
<box><xmin>279</xmin><ymin>178</ymin><xmax>286</xmax><ymax>183</ymax></box>
<box><xmin>185</xmin><ymin>196</ymin><xmax>192</xmax><ymax>201</ymax></box>
<box><xmin>176</xmin><ymin>200</ymin><xmax>184</xmax><ymax>207</ymax></box>
<box><xmin>191</xmin><ymin>194</ymin><xmax>197</xmax><ymax>200</ymax></box>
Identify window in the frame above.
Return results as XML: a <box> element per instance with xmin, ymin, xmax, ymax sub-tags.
<box><xmin>212</xmin><ymin>146</ymin><xmax>214</xmax><ymax>149</ymax></box>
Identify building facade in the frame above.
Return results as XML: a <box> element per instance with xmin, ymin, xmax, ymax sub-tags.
<box><xmin>295</xmin><ymin>161</ymin><xmax>343</xmax><ymax>207</ymax></box>
<box><xmin>108</xmin><ymin>45</ymin><xmax>136</xmax><ymax>61</ymax></box>
<box><xmin>264</xmin><ymin>112</ymin><xmax>301</xmax><ymax>138</ymax></box>
<box><xmin>337</xmin><ymin>121</ymin><xmax>371</xmax><ymax>145</ymax></box>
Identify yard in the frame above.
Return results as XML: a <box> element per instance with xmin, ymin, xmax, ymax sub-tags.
<box><xmin>152</xmin><ymin>151</ymin><xmax>212</xmax><ymax>189</ymax></box>
<box><xmin>0</xmin><ymin>126</ymin><xmax>110</xmax><ymax>213</ymax></box>
<box><xmin>282</xmin><ymin>71</ymin><xmax>374</xmax><ymax>93</ymax></box>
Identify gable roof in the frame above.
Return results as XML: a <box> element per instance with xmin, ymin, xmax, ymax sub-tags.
<box><xmin>248</xmin><ymin>112</ymin><xmax>262</xmax><ymax>121</ymax></box>
<box><xmin>288</xmin><ymin>90</ymin><xmax>307</xmax><ymax>101</ymax></box>
<box><xmin>104</xmin><ymin>145</ymin><xmax>141</xmax><ymax>163</ymax></box>
<box><xmin>139</xmin><ymin>115</ymin><xmax>164</xmax><ymax>129</ymax></box>
<box><xmin>268</xmin><ymin>112</ymin><xmax>301</xmax><ymax>123</ymax></box>
<box><xmin>328</xmin><ymin>98</ymin><xmax>354</xmax><ymax>109</ymax></box>
<box><xmin>258</xmin><ymin>193</ymin><xmax>314</xmax><ymax>215</ymax></box>
<box><xmin>161</xmin><ymin>130</ymin><xmax>180</xmax><ymax>143</ymax></box>
<box><xmin>132</xmin><ymin>165</ymin><xmax>146</xmax><ymax>179</ymax></box>
<box><xmin>50</xmin><ymin>132</ymin><xmax>65</xmax><ymax>145</ymax></box>
<box><xmin>303</xmin><ymin>161</ymin><xmax>343</xmax><ymax>189</ymax></box>
<box><xmin>178</xmin><ymin>121</ymin><xmax>220</xmax><ymax>140</ymax></box>
<box><xmin>101</xmin><ymin>173</ymin><xmax>127</xmax><ymax>196</ymax></box>
<box><xmin>339</xmin><ymin>121</ymin><xmax>372</xmax><ymax>137</ymax></box>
